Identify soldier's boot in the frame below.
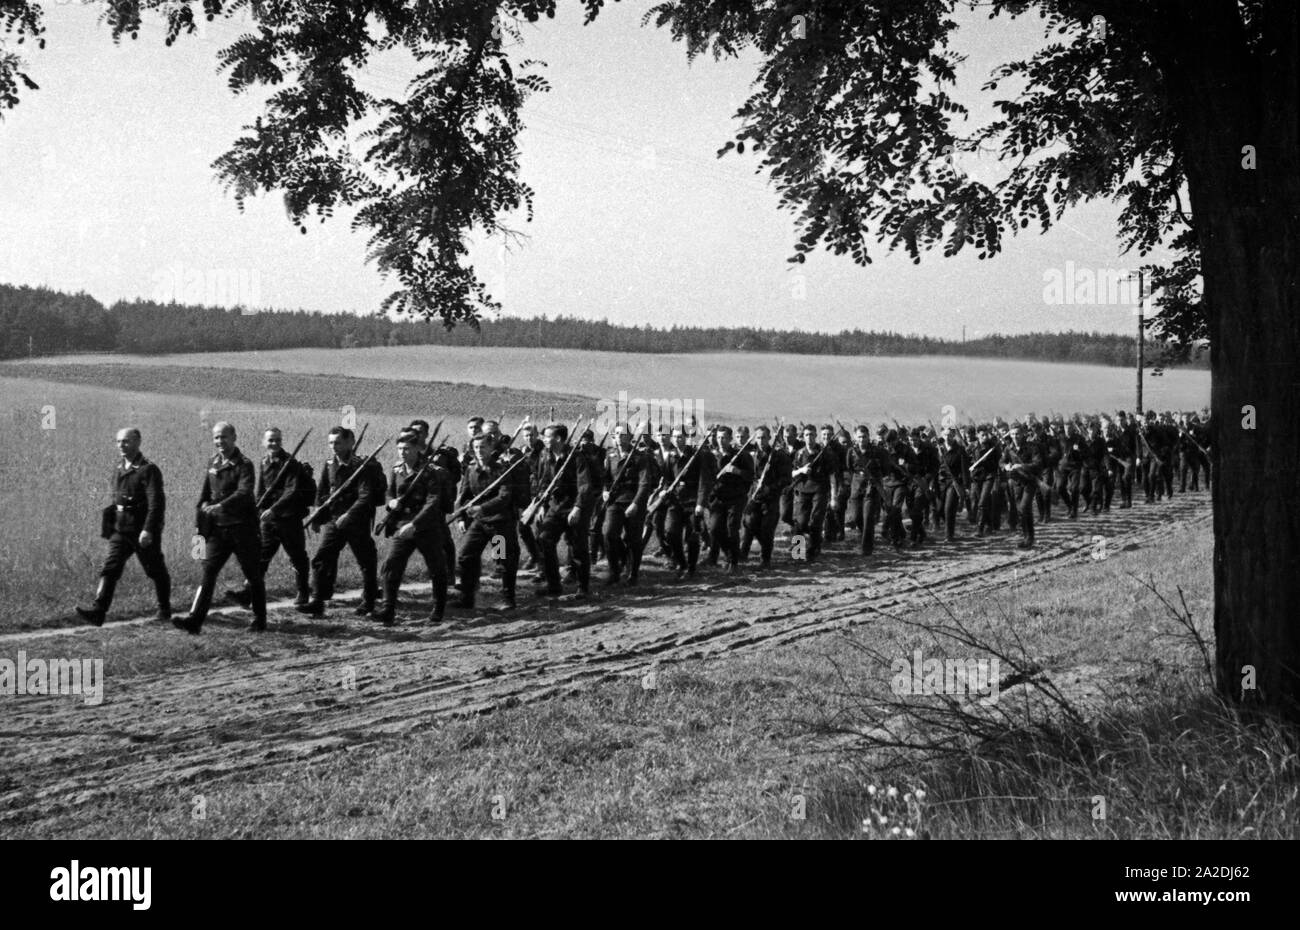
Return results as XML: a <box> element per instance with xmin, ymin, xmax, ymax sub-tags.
<box><xmin>76</xmin><ymin>577</ymin><xmax>116</xmax><ymax>627</ymax></box>
<box><xmin>293</xmin><ymin>572</ymin><xmax>311</xmax><ymax>608</ymax></box>
<box><xmin>248</xmin><ymin>577</ymin><xmax>268</xmax><ymax>631</ymax></box>
<box><xmin>430</xmin><ymin>586</ymin><xmax>447</xmax><ymax>623</ymax></box>
<box><xmin>376</xmin><ymin>578</ymin><xmax>400</xmax><ymax>626</ymax></box>
<box><xmin>739</xmin><ymin>530</ymin><xmax>755</xmax><ymax>562</ymax></box>
<box><xmin>155</xmin><ymin>575</ymin><xmax>172</xmax><ymax>622</ymax></box>
<box><xmin>174</xmin><ymin>583</ymin><xmax>212</xmax><ymax>635</ymax></box>
<box><xmin>355</xmin><ymin>568</ymin><xmax>379</xmax><ymax>615</ymax></box>
<box><xmin>297</xmin><ymin>597</ymin><xmax>325</xmax><ymax>617</ymax></box>
<box><xmin>499</xmin><ymin>586</ymin><xmax>517</xmax><ymax>610</ymax></box>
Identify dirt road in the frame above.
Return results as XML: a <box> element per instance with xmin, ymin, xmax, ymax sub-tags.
<box><xmin>0</xmin><ymin>493</ymin><xmax>1211</xmax><ymax>828</ymax></box>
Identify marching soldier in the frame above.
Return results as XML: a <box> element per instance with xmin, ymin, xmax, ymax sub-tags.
<box><xmin>778</xmin><ymin>423</ymin><xmax>803</xmax><ymax>527</ymax></box>
<box><xmin>659</xmin><ymin>425</ymin><xmax>714</xmax><ymax>578</ymax></box>
<box><xmin>601</xmin><ymin>423</ymin><xmax>653</xmax><ymax>586</ymax></box>
<box><xmin>76</xmin><ymin>427</ymin><xmax>171</xmax><ymax>626</ymax></box>
<box><xmin>1081</xmin><ymin>420</ymin><xmax>1109</xmax><ymax>515</ymax></box>
<box><xmin>1056</xmin><ymin>422</ymin><xmax>1085</xmax><ymax>519</ymax></box>
<box><xmin>937</xmin><ymin>429</ymin><xmax>969</xmax><ymax>542</ymax></box>
<box><xmin>845</xmin><ymin>425</ymin><xmax>884</xmax><ymax>555</ymax></box>
<box><xmin>455</xmin><ymin>431</ymin><xmax>531</xmax><ymax>609</ymax></box>
<box><xmin>532</xmin><ymin>423</ymin><xmax>598</xmax><ymax>598</ymax></box>
<box><xmin>175</xmin><ymin>421</ymin><xmax>266</xmax><ymax>634</ymax></box>
<box><xmin>225</xmin><ymin>427</ymin><xmax>312</xmax><ymax>610</ymax></box>
<box><xmin>742</xmin><ymin>425</ymin><xmax>790</xmax><ymax>567</ymax></box>
<box><xmin>297</xmin><ymin>426</ymin><xmax>380</xmax><ymax>619</ymax></box>
<box><xmin>376</xmin><ymin>430</ymin><xmax>454</xmax><ymax>625</ymax></box>
<box><xmin>707</xmin><ymin>425</ymin><xmax>754</xmax><ymax>571</ymax></box>
<box><xmin>969</xmin><ymin>425</ymin><xmax>1001</xmax><ymax>537</ymax></box>
<box><xmin>1002</xmin><ymin>423</ymin><xmax>1044</xmax><ymax>549</ymax></box>
<box><xmin>791</xmin><ymin>424</ymin><xmax>837</xmax><ymax>561</ymax></box>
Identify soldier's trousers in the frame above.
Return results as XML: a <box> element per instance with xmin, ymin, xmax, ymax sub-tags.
<box><xmin>652</xmin><ymin>505</ymin><xmax>670</xmax><ymax>553</ymax></box>
<box><xmin>1012</xmin><ymin>484</ymin><xmax>1036</xmax><ymax>543</ymax></box>
<box><xmin>191</xmin><ymin>523</ymin><xmax>265</xmax><ymax>626</ymax></box>
<box><xmin>972</xmin><ymin>477</ymin><xmax>997</xmax><ymax>533</ymax></box>
<box><xmin>381</xmin><ymin>530</ymin><xmax>448</xmax><ymax>616</ymax></box>
<box><xmin>880</xmin><ymin>484</ymin><xmax>910</xmax><ymax>545</ymax></box>
<box><xmin>539</xmin><ymin>505</ymin><xmax>590</xmax><ymax>593</ymax></box>
<box><xmin>793</xmin><ymin>488</ymin><xmax>828</xmax><ymax>558</ymax></box>
<box><xmin>824</xmin><ymin>482</ymin><xmax>849</xmax><ymax>541</ymax></box>
<box><xmin>1082</xmin><ymin>468</ymin><xmax>1108</xmax><ymax>513</ymax></box>
<box><xmin>664</xmin><ymin>503</ymin><xmax>702</xmax><ymax>572</ymax></box>
<box><xmin>242</xmin><ymin>516</ymin><xmax>310</xmax><ymax>599</ymax></box>
<box><xmin>311</xmin><ymin>519</ymin><xmax>379</xmax><ymax>604</ymax></box>
<box><xmin>779</xmin><ymin>487</ymin><xmax>795</xmax><ymax>527</ymax></box>
<box><xmin>602</xmin><ymin>503</ymin><xmax>646</xmax><ymax>581</ymax></box>
<box><xmin>1114</xmin><ymin>461</ymin><xmax>1134</xmax><ymax>507</ymax></box>
<box><xmin>941</xmin><ymin>483</ymin><xmax>963</xmax><ymax>539</ymax></box>
<box><xmin>458</xmin><ymin>520</ymin><xmax>519</xmax><ymax>596</ymax></box>
<box><xmin>1056</xmin><ymin>468</ymin><xmax>1081</xmax><ymax>516</ymax></box>
<box><xmin>1036</xmin><ymin>467</ymin><xmax>1055</xmax><ymax>521</ymax></box>
<box><xmin>846</xmin><ymin>490</ymin><xmax>882</xmax><ymax>554</ymax></box>
<box><xmin>708</xmin><ymin>500</ymin><xmax>745</xmax><ymax>566</ymax></box>
<box><xmin>95</xmin><ymin>532</ymin><xmax>171</xmax><ymax>613</ymax></box>
<box><xmin>741</xmin><ymin>499</ymin><xmax>781</xmax><ymax>563</ymax></box>
<box><xmin>519</xmin><ymin>520</ymin><xmax>541</xmax><ymax>565</ymax></box>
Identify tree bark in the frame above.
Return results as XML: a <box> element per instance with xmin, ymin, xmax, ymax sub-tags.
<box><xmin>1153</xmin><ymin>0</ymin><xmax>1300</xmax><ymax>716</ymax></box>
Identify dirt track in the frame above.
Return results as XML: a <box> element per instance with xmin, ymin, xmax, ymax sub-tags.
<box><xmin>0</xmin><ymin>492</ymin><xmax>1211</xmax><ymax>827</ymax></box>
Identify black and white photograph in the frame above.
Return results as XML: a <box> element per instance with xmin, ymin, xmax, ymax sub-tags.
<box><xmin>0</xmin><ymin>0</ymin><xmax>1290</xmax><ymax>889</ymax></box>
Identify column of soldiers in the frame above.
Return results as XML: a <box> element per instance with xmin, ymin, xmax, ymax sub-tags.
<box><xmin>75</xmin><ymin>408</ymin><xmax>1212</xmax><ymax>630</ymax></box>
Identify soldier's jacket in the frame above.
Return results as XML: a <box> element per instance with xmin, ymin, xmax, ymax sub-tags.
<box><xmin>384</xmin><ymin>457</ymin><xmax>454</xmax><ymax>536</ymax></box>
<box><xmin>914</xmin><ymin>439</ymin><xmax>941</xmax><ymax>480</ymax></box>
<box><xmin>197</xmin><ymin>448</ymin><xmax>256</xmax><ymax>528</ymax></box>
<box><xmin>778</xmin><ymin>435</ymin><xmax>805</xmax><ymax>455</ymax></box>
<box><xmin>1004</xmin><ymin>439</ymin><xmax>1045</xmax><ymax>488</ymax></box>
<box><xmin>603</xmin><ymin>441</ymin><xmax>654</xmax><ymax>507</ymax></box>
<box><xmin>534</xmin><ymin>445</ymin><xmax>598</xmax><ymax>514</ymax></box>
<box><xmin>457</xmin><ymin>450</ymin><xmax>531</xmax><ymax>527</ymax></box>
<box><xmin>1106</xmin><ymin>432</ymin><xmax>1133</xmax><ymax>463</ymax></box>
<box><xmin>938</xmin><ymin>445</ymin><xmax>969</xmax><ymax>489</ymax></box>
<box><xmin>108</xmin><ymin>454</ymin><xmax>165</xmax><ymax>536</ymax></box>
<box><xmin>969</xmin><ymin>439</ymin><xmax>1001</xmax><ymax>481</ymax></box>
<box><xmin>1059</xmin><ymin>432</ymin><xmax>1087</xmax><ymax>471</ymax></box>
<box><xmin>522</xmin><ymin>439</ymin><xmax>545</xmax><ymax>495</ymax></box>
<box><xmin>710</xmin><ymin>445</ymin><xmax>755</xmax><ymax>507</ymax></box>
<box><xmin>1082</xmin><ymin>436</ymin><xmax>1107</xmax><ymax>471</ymax></box>
<box><xmin>658</xmin><ymin>444</ymin><xmax>715</xmax><ymax>510</ymax></box>
<box><xmin>315</xmin><ymin>453</ymin><xmax>376</xmax><ymax>525</ymax></box>
<box><xmin>846</xmin><ymin>444</ymin><xmax>884</xmax><ymax>498</ymax></box>
<box><xmin>258</xmin><ymin>451</ymin><xmax>309</xmax><ymax>520</ymax></box>
<box><xmin>792</xmin><ymin>443</ymin><xmax>836</xmax><ymax>493</ymax></box>
<box><xmin>883</xmin><ymin>441</ymin><xmax>921</xmax><ymax>488</ymax></box>
<box><xmin>1042</xmin><ymin>431</ymin><xmax>1063</xmax><ymax>470</ymax></box>
<box><xmin>749</xmin><ymin>446</ymin><xmax>792</xmax><ymax>505</ymax></box>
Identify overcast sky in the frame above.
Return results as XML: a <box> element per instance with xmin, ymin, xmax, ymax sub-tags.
<box><xmin>0</xmin><ymin>1</ymin><xmax>1172</xmax><ymax>338</ymax></box>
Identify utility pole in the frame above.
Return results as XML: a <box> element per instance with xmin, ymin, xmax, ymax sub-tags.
<box><xmin>1136</xmin><ymin>269</ymin><xmax>1144</xmax><ymax>414</ymax></box>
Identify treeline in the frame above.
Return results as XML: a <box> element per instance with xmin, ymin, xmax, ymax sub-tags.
<box><xmin>0</xmin><ymin>283</ymin><xmax>1206</xmax><ymax>368</ymax></box>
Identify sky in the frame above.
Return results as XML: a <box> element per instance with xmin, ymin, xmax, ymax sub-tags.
<box><xmin>0</xmin><ymin>1</ymin><xmax>1172</xmax><ymax>338</ymax></box>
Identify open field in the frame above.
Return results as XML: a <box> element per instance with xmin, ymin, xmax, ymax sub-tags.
<box><xmin>4</xmin><ymin>499</ymin><xmax>1289</xmax><ymax>839</ymax></box>
<box><xmin>16</xmin><ymin>346</ymin><xmax>1211</xmax><ymax>422</ymax></box>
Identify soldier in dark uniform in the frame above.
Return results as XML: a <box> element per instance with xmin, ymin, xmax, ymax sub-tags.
<box><xmin>601</xmin><ymin>423</ymin><xmax>653</xmax><ymax>586</ymax></box>
<box><xmin>791</xmin><ymin>424</ymin><xmax>837</xmax><ymax>561</ymax></box>
<box><xmin>707</xmin><ymin>425</ymin><xmax>754</xmax><ymax>571</ymax></box>
<box><xmin>1138</xmin><ymin>410</ymin><xmax>1167</xmax><ymax>502</ymax></box>
<box><xmin>225</xmin><ymin>427</ymin><xmax>312</xmax><ymax>610</ymax></box>
<box><xmin>648</xmin><ymin>422</ymin><xmax>674</xmax><ymax>559</ymax></box>
<box><xmin>297</xmin><ymin>426</ymin><xmax>379</xmax><ymax>618</ymax></box>
<box><xmin>1081</xmin><ymin>420</ymin><xmax>1109</xmax><ymax>515</ymax></box>
<box><xmin>660</xmin><ymin>425</ymin><xmax>714</xmax><ymax>578</ymax></box>
<box><xmin>376</xmin><ymin>430</ymin><xmax>455</xmax><ymax>625</ymax></box>
<box><xmin>968</xmin><ymin>425</ymin><xmax>1001</xmax><ymax>538</ymax></box>
<box><xmin>778</xmin><ymin>423</ymin><xmax>804</xmax><ymax>528</ymax></box>
<box><xmin>455</xmin><ymin>432</ymin><xmax>531</xmax><ymax>609</ymax></box>
<box><xmin>1002</xmin><ymin>423</ymin><xmax>1045</xmax><ymax>549</ymax></box>
<box><xmin>937</xmin><ymin>429</ymin><xmax>970</xmax><ymax>542</ymax></box>
<box><xmin>825</xmin><ymin>426</ymin><xmax>852</xmax><ymax>543</ymax></box>
<box><xmin>743</xmin><ymin>425</ymin><xmax>791</xmax><ymax>567</ymax></box>
<box><xmin>845</xmin><ymin>425</ymin><xmax>885</xmax><ymax>555</ymax></box>
<box><xmin>76</xmin><ymin>427</ymin><xmax>171</xmax><ymax>626</ymax></box>
<box><xmin>516</xmin><ymin>422</ymin><xmax>544</xmax><ymax>573</ymax></box>
<box><xmin>1037</xmin><ymin>418</ymin><xmax>1060</xmax><ymax>522</ymax></box>
<box><xmin>532</xmin><ymin>423</ymin><xmax>598</xmax><ymax>598</ymax></box>
<box><xmin>572</xmin><ymin>428</ymin><xmax>606</xmax><ymax>581</ymax></box>
<box><xmin>175</xmin><ymin>421</ymin><xmax>266</xmax><ymax>634</ymax></box>
<box><xmin>1056</xmin><ymin>422</ymin><xmax>1086</xmax><ymax>519</ymax></box>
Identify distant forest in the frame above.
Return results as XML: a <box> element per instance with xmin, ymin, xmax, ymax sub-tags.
<box><xmin>0</xmin><ymin>283</ymin><xmax>1207</xmax><ymax>368</ymax></box>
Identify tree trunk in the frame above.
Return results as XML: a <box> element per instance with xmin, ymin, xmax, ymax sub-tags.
<box><xmin>1155</xmin><ymin>0</ymin><xmax>1300</xmax><ymax>716</ymax></box>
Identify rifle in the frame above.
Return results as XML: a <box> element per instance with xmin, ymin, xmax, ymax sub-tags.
<box><xmin>374</xmin><ymin>454</ymin><xmax>438</xmax><ymax>537</ymax></box>
<box><xmin>303</xmin><ymin>433</ymin><xmax>392</xmax><ymax>529</ymax></box>
<box><xmin>595</xmin><ymin>421</ymin><xmax>652</xmax><ymax>520</ymax></box>
<box><xmin>520</xmin><ymin>417</ymin><xmax>588</xmax><ymax>525</ymax></box>
<box><xmin>506</xmin><ymin>415</ymin><xmax>531</xmax><ymax>448</ymax></box>
<box><xmin>998</xmin><ymin>435</ymin><xmax>1052</xmax><ymax>495</ymax></box>
<box><xmin>446</xmin><ymin>451</ymin><xmax>531</xmax><ymax>525</ymax></box>
<box><xmin>641</xmin><ymin>426</ymin><xmax>717</xmax><ymax>543</ymax></box>
<box><xmin>254</xmin><ymin>428</ymin><xmax>312</xmax><ymax>510</ymax></box>
<box><xmin>1177</xmin><ymin>424</ymin><xmax>1210</xmax><ymax>459</ymax></box>
<box><xmin>968</xmin><ymin>443</ymin><xmax>998</xmax><ymax>474</ymax></box>
<box><xmin>1136</xmin><ymin>424</ymin><xmax>1165</xmax><ymax>468</ymax></box>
